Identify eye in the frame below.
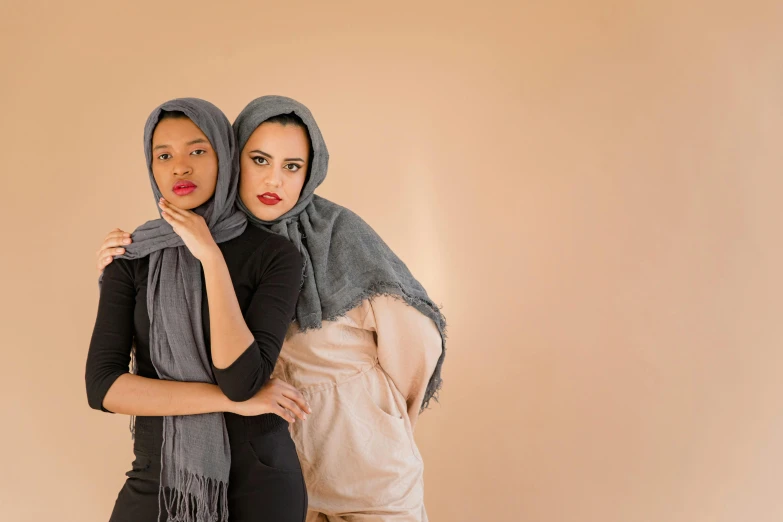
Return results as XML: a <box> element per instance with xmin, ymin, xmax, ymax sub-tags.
<box><xmin>252</xmin><ymin>156</ymin><xmax>269</xmax><ymax>166</ymax></box>
<box><xmin>157</xmin><ymin>153</ymin><xmax>172</xmax><ymax>161</ymax></box>
<box><xmin>191</xmin><ymin>149</ymin><xmax>207</xmax><ymax>156</ymax></box>
<box><xmin>285</xmin><ymin>163</ymin><xmax>302</xmax><ymax>172</ymax></box>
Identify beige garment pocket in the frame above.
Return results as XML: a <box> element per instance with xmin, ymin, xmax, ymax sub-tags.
<box><xmin>358</xmin><ymin>366</ymin><xmax>422</xmax><ymax>464</ymax></box>
<box><xmin>360</xmin><ymin>365</ymin><xmax>405</xmax><ymax>421</ymax></box>
<box><xmin>294</xmin><ymin>369</ymin><xmax>424</xmax><ymax>511</ymax></box>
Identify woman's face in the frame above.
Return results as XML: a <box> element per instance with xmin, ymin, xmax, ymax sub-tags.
<box><xmin>239</xmin><ymin>122</ymin><xmax>310</xmax><ymax>221</ymax></box>
<box><xmin>150</xmin><ymin>117</ymin><xmax>218</xmax><ymax>210</ymax></box>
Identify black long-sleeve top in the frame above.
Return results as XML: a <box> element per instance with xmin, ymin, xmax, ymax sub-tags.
<box><xmin>85</xmin><ymin>224</ymin><xmax>303</xmax><ymax>448</ymax></box>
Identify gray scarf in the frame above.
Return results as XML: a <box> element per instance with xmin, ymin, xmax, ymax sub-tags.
<box><xmin>109</xmin><ymin>98</ymin><xmax>246</xmax><ymax>521</ymax></box>
<box><xmin>233</xmin><ymin>95</ymin><xmax>446</xmax><ymax>410</ymax></box>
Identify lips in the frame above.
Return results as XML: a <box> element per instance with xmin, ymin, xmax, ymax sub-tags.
<box><xmin>172</xmin><ymin>180</ymin><xmax>197</xmax><ymax>196</ymax></box>
<box><xmin>258</xmin><ymin>192</ymin><xmax>281</xmax><ymax>206</ymax></box>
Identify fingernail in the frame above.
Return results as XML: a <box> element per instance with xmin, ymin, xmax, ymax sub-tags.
<box><xmin>123</xmin><ymin>239</ymin><xmax>131</xmax><ymax>244</ymax></box>
<box><xmin>105</xmin><ymin>257</ymin><xmax>111</xmax><ymax>261</ymax></box>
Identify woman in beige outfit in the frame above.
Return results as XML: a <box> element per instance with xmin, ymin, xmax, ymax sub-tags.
<box><xmin>97</xmin><ymin>96</ymin><xmax>446</xmax><ymax>522</ymax></box>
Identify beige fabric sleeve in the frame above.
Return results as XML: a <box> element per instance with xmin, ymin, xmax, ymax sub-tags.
<box><xmin>365</xmin><ymin>295</ymin><xmax>443</xmax><ymax>428</ymax></box>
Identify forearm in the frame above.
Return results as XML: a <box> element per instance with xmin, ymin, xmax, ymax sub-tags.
<box><xmin>201</xmin><ymin>248</ymin><xmax>255</xmax><ymax>370</ymax></box>
<box><xmin>102</xmin><ymin>373</ymin><xmax>233</xmax><ymax>416</ymax></box>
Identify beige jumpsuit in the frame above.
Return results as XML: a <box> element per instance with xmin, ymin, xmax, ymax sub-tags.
<box><xmin>271</xmin><ymin>295</ymin><xmax>443</xmax><ymax>522</ymax></box>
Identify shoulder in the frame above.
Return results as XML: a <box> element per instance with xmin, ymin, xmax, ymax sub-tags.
<box><xmin>317</xmin><ymin>197</ymin><xmax>362</xmax><ymax>226</ymax></box>
<box><xmin>100</xmin><ymin>255</ymin><xmax>147</xmax><ymax>288</ymax></box>
<box><xmin>231</xmin><ymin>225</ymin><xmax>303</xmax><ymax>275</ymax></box>
<box><xmin>107</xmin><ymin>255</ymin><xmax>147</xmax><ymax>278</ymax></box>
<box><xmin>222</xmin><ymin>224</ymin><xmax>290</xmax><ymax>255</ymax></box>
<box><xmin>263</xmin><ymin>232</ymin><xmax>302</xmax><ymax>264</ymax></box>
<box><xmin>313</xmin><ymin>196</ymin><xmax>380</xmax><ymax>241</ymax></box>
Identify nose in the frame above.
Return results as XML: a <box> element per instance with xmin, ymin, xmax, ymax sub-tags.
<box><xmin>172</xmin><ymin>158</ymin><xmax>193</xmax><ymax>177</ymax></box>
<box><xmin>263</xmin><ymin>167</ymin><xmax>282</xmax><ymax>188</ymax></box>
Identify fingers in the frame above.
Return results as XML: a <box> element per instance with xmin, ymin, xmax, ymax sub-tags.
<box><xmin>281</xmin><ymin>386</ymin><xmax>312</xmax><ymax>414</ymax></box>
<box><xmin>159</xmin><ymin>197</ymin><xmax>182</xmax><ymax>211</ymax></box>
<box><xmin>278</xmin><ymin>397</ymin><xmax>307</xmax><ymax>421</ymax></box>
<box><xmin>96</xmin><ymin>248</ymin><xmax>122</xmax><ymax>272</ymax></box>
<box><xmin>269</xmin><ymin>378</ymin><xmax>312</xmax><ymax>414</ymax></box>
<box><xmin>272</xmin><ymin>406</ymin><xmax>297</xmax><ymax>424</ymax></box>
<box><xmin>159</xmin><ymin>203</ymin><xmax>177</xmax><ymax>222</ymax></box>
<box><xmin>99</xmin><ymin>245</ymin><xmax>127</xmax><ymax>259</ymax></box>
<box><xmin>160</xmin><ymin>207</ymin><xmax>184</xmax><ymax>226</ymax></box>
<box><xmin>104</xmin><ymin>227</ymin><xmax>128</xmax><ymax>241</ymax></box>
<box><xmin>97</xmin><ymin>253</ymin><xmax>114</xmax><ymax>272</ymax></box>
<box><xmin>96</xmin><ymin>229</ymin><xmax>131</xmax><ymax>272</ymax></box>
<box><xmin>159</xmin><ymin>205</ymin><xmax>182</xmax><ymax>230</ymax></box>
<box><xmin>159</xmin><ymin>198</ymin><xmax>189</xmax><ymax>219</ymax></box>
<box><xmin>103</xmin><ymin>228</ymin><xmax>130</xmax><ymax>244</ymax></box>
<box><xmin>98</xmin><ymin>230</ymin><xmax>131</xmax><ymax>255</ymax></box>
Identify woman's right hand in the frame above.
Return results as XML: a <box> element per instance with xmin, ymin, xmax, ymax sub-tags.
<box><xmin>96</xmin><ymin>228</ymin><xmax>132</xmax><ymax>274</ymax></box>
<box><xmin>230</xmin><ymin>378</ymin><xmax>312</xmax><ymax>423</ymax></box>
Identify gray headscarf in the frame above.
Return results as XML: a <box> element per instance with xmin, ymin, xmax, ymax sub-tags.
<box><xmin>233</xmin><ymin>95</ymin><xmax>446</xmax><ymax>410</ymax></box>
<box><xmin>105</xmin><ymin>98</ymin><xmax>246</xmax><ymax>521</ymax></box>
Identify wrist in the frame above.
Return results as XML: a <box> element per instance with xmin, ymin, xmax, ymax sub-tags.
<box><xmin>200</xmin><ymin>244</ymin><xmax>224</xmax><ymax>268</ymax></box>
<box><xmin>208</xmin><ymin>384</ymin><xmax>235</xmax><ymax>414</ymax></box>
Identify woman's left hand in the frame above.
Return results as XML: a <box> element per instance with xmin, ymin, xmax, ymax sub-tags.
<box><xmin>159</xmin><ymin>198</ymin><xmax>218</xmax><ymax>262</ymax></box>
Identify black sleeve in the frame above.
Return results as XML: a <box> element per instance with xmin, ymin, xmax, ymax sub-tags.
<box><xmin>213</xmin><ymin>241</ymin><xmax>303</xmax><ymax>402</ymax></box>
<box><xmin>85</xmin><ymin>260</ymin><xmax>135</xmax><ymax>413</ymax></box>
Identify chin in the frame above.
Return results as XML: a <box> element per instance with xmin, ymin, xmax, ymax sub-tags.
<box><xmin>175</xmin><ymin>196</ymin><xmax>208</xmax><ymax>211</ymax></box>
<box><xmin>260</xmin><ymin>210</ymin><xmax>285</xmax><ymax>221</ymax></box>
<box><xmin>255</xmin><ymin>203</ymin><xmax>287</xmax><ymax>221</ymax></box>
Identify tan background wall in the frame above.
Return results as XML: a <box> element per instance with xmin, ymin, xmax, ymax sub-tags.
<box><xmin>2</xmin><ymin>1</ymin><xmax>782</xmax><ymax>520</ymax></box>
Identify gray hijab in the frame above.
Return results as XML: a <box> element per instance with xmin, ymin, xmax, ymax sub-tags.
<box><xmin>108</xmin><ymin>98</ymin><xmax>246</xmax><ymax>521</ymax></box>
<box><xmin>234</xmin><ymin>95</ymin><xmax>446</xmax><ymax>410</ymax></box>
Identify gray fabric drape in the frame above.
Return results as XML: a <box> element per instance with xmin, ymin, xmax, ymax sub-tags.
<box><xmin>234</xmin><ymin>95</ymin><xmax>446</xmax><ymax>410</ymax></box>
<box><xmin>109</xmin><ymin>98</ymin><xmax>246</xmax><ymax>521</ymax></box>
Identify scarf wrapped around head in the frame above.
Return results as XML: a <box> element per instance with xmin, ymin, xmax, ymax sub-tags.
<box><xmin>233</xmin><ymin>95</ymin><xmax>446</xmax><ymax>410</ymax></box>
<box><xmin>107</xmin><ymin>98</ymin><xmax>246</xmax><ymax>521</ymax></box>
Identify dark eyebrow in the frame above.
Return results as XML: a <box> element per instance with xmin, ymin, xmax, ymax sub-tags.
<box><xmin>152</xmin><ymin>138</ymin><xmax>209</xmax><ymax>152</ymax></box>
<box><xmin>248</xmin><ymin>149</ymin><xmax>305</xmax><ymax>163</ymax></box>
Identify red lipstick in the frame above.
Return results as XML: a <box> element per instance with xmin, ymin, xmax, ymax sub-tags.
<box><xmin>258</xmin><ymin>192</ymin><xmax>282</xmax><ymax>206</ymax></box>
<box><xmin>172</xmin><ymin>180</ymin><xmax>197</xmax><ymax>196</ymax></box>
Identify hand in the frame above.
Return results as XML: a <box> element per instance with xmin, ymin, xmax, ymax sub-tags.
<box><xmin>96</xmin><ymin>228</ymin><xmax>132</xmax><ymax>274</ymax></box>
<box><xmin>229</xmin><ymin>378</ymin><xmax>312</xmax><ymax>423</ymax></box>
<box><xmin>159</xmin><ymin>198</ymin><xmax>219</xmax><ymax>262</ymax></box>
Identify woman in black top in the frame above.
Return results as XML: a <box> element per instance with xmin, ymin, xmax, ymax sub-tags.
<box><xmin>85</xmin><ymin>99</ymin><xmax>310</xmax><ymax>522</ymax></box>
